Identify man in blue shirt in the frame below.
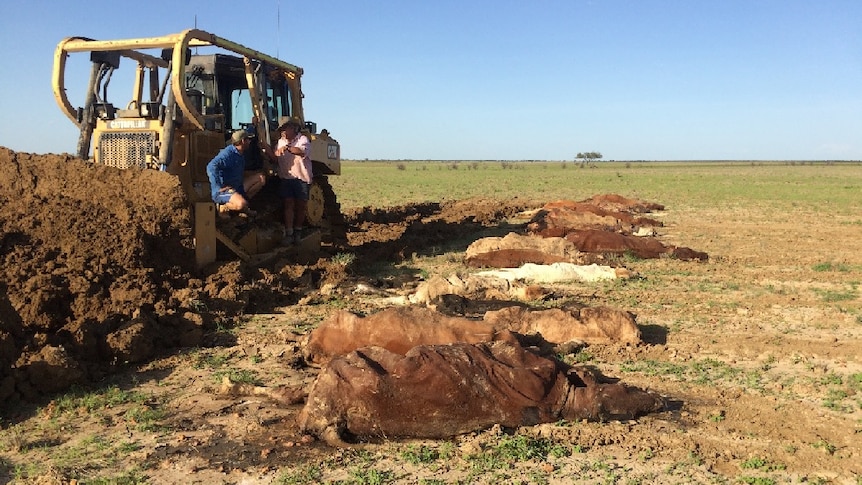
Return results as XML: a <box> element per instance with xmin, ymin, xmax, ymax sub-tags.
<box><xmin>206</xmin><ymin>130</ymin><xmax>266</xmax><ymax>217</ymax></box>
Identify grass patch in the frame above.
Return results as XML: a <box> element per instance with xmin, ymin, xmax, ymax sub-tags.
<box><xmin>820</xmin><ymin>373</ymin><xmax>843</xmax><ymax>386</ymax></box>
<box><xmin>191</xmin><ymin>349</ymin><xmax>261</xmax><ymax>385</ymax></box>
<box><xmin>331</xmin><ymin>252</ymin><xmax>357</xmax><ymax>267</ymax></box>
<box><xmin>740</xmin><ymin>456</ymin><xmax>785</xmax><ymax>471</ymax></box>
<box><xmin>49</xmin><ymin>385</ymin><xmax>150</xmax><ymax>417</ymax></box>
<box><xmin>348</xmin><ymin>466</ymin><xmax>394</xmax><ymax>484</ymax></box>
<box><xmin>464</xmin><ymin>433</ymin><xmax>572</xmax><ymax>476</ymax></box>
<box><xmin>572</xmin><ymin>350</ymin><xmax>594</xmax><ymax>364</ymax></box>
<box><xmin>812</xmin><ymin>439</ymin><xmax>837</xmax><ymax>455</ymax></box>
<box><xmin>738</xmin><ymin>477</ymin><xmax>777</xmax><ymax>485</ymax></box>
<box><xmin>193</xmin><ymin>352</ymin><xmax>229</xmax><ymax>370</ymax></box>
<box><xmin>708</xmin><ymin>411</ymin><xmax>725</xmax><ymax>422</ymax></box>
<box><xmin>622</xmin><ymin>358</ymin><xmax>737</xmax><ymax>382</ymax></box>
<box><xmin>123</xmin><ymin>403</ymin><xmax>167</xmax><ymax>432</ymax></box>
<box><xmin>814</xmin><ymin>286</ymin><xmax>858</xmax><ymax>302</ymax></box>
<box><xmin>84</xmin><ymin>469</ymin><xmax>148</xmax><ymax>484</ymax></box>
<box><xmin>399</xmin><ymin>444</ymin><xmax>446</xmax><ymax>464</ymax></box>
<box><xmin>20</xmin><ymin>433</ymin><xmax>148</xmax><ymax>482</ymax></box>
<box><xmin>275</xmin><ymin>463</ymin><xmax>324</xmax><ymax>485</ymax></box>
<box><xmin>822</xmin><ymin>389</ymin><xmax>852</xmax><ymax>412</ymax></box>
<box><xmin>619</xmin><ymin>358</ymin><xmax>769</xmax><ymax>391</ymax></box>
<box><xmin>812</xmin><ymin>261</ymin><xmax>852</xmax><ymax>272</ymax></box>
<box><xmin>212</xmin><ymin>368</ymin><xmax>260</xmax><ymax>385</ymax></box>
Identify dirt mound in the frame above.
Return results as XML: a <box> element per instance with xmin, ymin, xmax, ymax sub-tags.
<box><xmin>0</xmin><ymin>148</ymin><xmax>207</xmax><ymax>403</ymax></box>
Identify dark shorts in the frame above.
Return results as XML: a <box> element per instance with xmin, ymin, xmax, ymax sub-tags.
<box><xmin>213</xmin><ymin>187</ymin><xmax>241</xmax><ymax>205</ymax></box>
<box><xmin>278</xmin><ymin>178</ymin><xmax>310</xmax><ymax>200</ymax></box>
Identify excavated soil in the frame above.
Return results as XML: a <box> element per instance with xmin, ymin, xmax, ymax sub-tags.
<box><xmin>1</xmin><ymin>148</ymin><xmax>861</xmax><ymax>484</ymax></box>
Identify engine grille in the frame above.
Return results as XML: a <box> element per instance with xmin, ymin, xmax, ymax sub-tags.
<box><xmin>97</xmin><ymin>131</ymin><xmax>156</xmax><ymax>169</ymax></box>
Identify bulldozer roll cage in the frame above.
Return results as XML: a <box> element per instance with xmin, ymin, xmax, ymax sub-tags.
<box><xmin>52</xmin><ymin>29</ymin><xmax>343</xmax><ymax>266</ymax></box>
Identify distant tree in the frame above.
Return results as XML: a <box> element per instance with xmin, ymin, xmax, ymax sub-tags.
<box><xmin>575</xmin><ymin>151</ymin><xmax>603</xmax><ymax>167</ymax></box>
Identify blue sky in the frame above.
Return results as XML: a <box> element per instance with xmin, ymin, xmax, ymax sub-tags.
<box><xmin>1</xmin><ymin>0</ymin><xmax>859</xmax><ymax>160</ymax></box>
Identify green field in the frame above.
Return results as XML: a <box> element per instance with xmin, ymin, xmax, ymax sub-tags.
<box><xmin>330</xmin><ymin>161</ymin><xmax>862</xmax><ymax>214</ymax></box>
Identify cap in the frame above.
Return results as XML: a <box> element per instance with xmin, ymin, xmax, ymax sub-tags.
<box><xmin>230</xmin><ymin>130</ymin><xmax>248</xmax><ymax>145</ymax></box>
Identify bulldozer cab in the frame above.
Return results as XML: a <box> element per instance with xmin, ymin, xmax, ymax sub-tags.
<box><xmin>183</xmin><ymin>54</ymin><xmax>293</xmax><ymax>138</ymax></box>
<box><xmin>52</xmin><ymin>29</ymin><xmax>342</xmax><ymax>266</ymax></box>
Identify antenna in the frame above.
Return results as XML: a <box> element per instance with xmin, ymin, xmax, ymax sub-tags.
<box><xmin>194</xmin><ymin>15</ymin><xmax>199</xmax><ymax>54</ymax></box>
<box><xmin>277</xmin><ymin>1</ymin><xmax>281</xmax><ymax>59</ymax></box>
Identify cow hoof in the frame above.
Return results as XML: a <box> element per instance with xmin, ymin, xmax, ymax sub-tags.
<box><xmin>320</xmin><ymin>426</ymin><xmax>352</xmax><ymax>448</ymax></box>
<box><xmin>319</xmin><ymin>426</ymin><xmax>379</xmax><ymax>450</ymax></box>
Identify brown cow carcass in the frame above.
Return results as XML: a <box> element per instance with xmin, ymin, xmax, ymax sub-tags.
<box><xmin>566</xmin><ymin>230</ymin><xmax>708</xmax><ymax>261</ymax></box>
<box><xmin>523</xmin><ymin>196</ymin><xmax>708</xmax><ymax>261</ymax></box>
<box><xmin>302</xmin><ymin>304</ymin><xmax>644</xmax><ymax>367</ymax></box>
<box><xmin>527</xmin><ymin>199</ymin><xmax>663</xmax><ymax>238</ymax></box>
<box><xmin>298</xmin><ymin>341</ymin><xmax>665</xmax><ymax>444</ymax></box>
<box><xmin>464</xmin><ymin>232</ymin><xmax>585</xmax><ymax>268</ymax></box>
<box><xmin>301</xmin><ymin>306</ymin><xmax>520</xmax><ymax>366</ymax></box>
<box><xmin>483</xmin><ymin>305</ymin><xmax>642</xmax><ymax>345</ymax></box>
<box><xmin>578</xmin><ymin>194</ymin><xmax>665</xmax><ymax>214</ymax></box>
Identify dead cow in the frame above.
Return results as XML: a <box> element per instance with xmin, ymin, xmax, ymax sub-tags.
<box><xmin>579</xmin><ymin>194</ymin><xmax>665</xmax><ymax>213</ymax></box>
<box><xmin>483</xmin><ymin>305</ymin><xmax>642</xmax><ymax>345</ymax></box>
<box><xmin>302</xmin><ymin>306</ymin><xmax>520</xmax><ymax>366</ymax></box>
<box><xmin>303</xmin><ymin>304</ymin><xmax>641</xmax><ymax>367</ymax></box>
<box><xmin>464</xmin><ymin>232</ymin><xmax>584</xmax><ymax>268</ymax></box>
<box><xmin>527</xmin><ymin>200</ymin><xmax>663</xmax><ymax>238</ymax></box>
<box><xmin>566</xmin><ymin>230</ymin><xmax>708</xmax><ymax>261</ymax></box>
<box><xmin>298</xmin><ymin>341</ymin><xmax>665</xmax><ymax>444</ymax></box>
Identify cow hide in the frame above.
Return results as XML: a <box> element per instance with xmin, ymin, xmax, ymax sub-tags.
<box><xmin>298</xmin><ymin>341</ymin><xmax>665</xmax><ymax>444</ymax></box>
<box><xmin>566</xmin><ymin>230</ymin><xmax>708</xmax><ymax>261</ymax></box>
<box><xmin>465</xmin><ymin>232</ymin><xmax>584</xmax><ymax>267</ymax></box>
<box><xmin>474</xmin><ymin>262</ymin><xmax>631</xmax><ymax>283</ymax></box>
<box><xmin>302</xmin><ymin>306</ymin><xmax>520</xmax><ymax>366</ymax></box>
<box><xmin>483</xmin><ymin>305</ymin><xmax>642</xmax><ymax>345</ymax></box>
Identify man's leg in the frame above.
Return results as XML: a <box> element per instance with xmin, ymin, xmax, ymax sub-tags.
<box><xmin>293</xmin><ymin>181</ymin><xmax>311</xmax><ymax>241</ymax></box>
<box><xmin>283</xmin><ymin>198</ymin><xmax>296</xmax><ymax>234</ymax></box>
<box><xmin>295</xmin><ymin>199</ymin><xmax>308</xmax><ymax>233</ymax></box>
<box><xmin>224</xmin><ymin>191</ymin><xmax>249</xmax><ymax>211</ymax></box>
<box><xmin>244</xmin><ymin>172</ymin><xmax>266</xmax><ymax>199</ymax></box>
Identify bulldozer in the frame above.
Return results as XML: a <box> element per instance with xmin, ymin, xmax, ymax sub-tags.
<box><xmin>51</xmin><ymin>29</ymin><xmax>343</xmax><ymax>266</ymax></box>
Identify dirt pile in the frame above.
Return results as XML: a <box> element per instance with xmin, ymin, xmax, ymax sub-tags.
<box><xmin>0</xmin><ymin>148</ymin><xmax>209</xmax><ymax>403</ymax></box>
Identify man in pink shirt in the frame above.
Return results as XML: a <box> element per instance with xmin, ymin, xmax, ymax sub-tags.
<box><xmin>275</xmin><ymin>117</ymin><xmax>312</xmax><ymax>245</ymax></box>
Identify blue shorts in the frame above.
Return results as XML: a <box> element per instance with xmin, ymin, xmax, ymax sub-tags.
<box><xmin>278</xmin><ymin>178</ymin><xmax>310</xmax><ymax>200</ymax></box>
<box><xmin>213</xmin><ymin>187</ymin><xmax>240</xmax><ymax>205</ymax></box>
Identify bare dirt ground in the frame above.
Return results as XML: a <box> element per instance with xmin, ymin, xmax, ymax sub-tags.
<box><xmin>0</xmin><ymin>148</ymin><xmax>860</xmax><ymax>484</ymax></box>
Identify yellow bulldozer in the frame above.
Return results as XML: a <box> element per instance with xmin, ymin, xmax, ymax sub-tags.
<box><xmin>52</xmin><ymin>29</ymin><xmax>343</xmax><ymax>265</ymax></box>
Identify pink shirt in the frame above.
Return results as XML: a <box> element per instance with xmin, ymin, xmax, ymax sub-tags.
<box><xmin>276</xmin><ymin>134</ymin><xmax>312</xmax><ymax>184</ymax></box>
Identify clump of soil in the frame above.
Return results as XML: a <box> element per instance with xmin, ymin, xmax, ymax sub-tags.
<box><xmin>0</xmin><ymin>148</ymin><xmax>208</xmax><ymax>401</ymax></box>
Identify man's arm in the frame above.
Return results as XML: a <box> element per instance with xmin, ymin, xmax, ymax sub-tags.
<box><xmin>206</xmin><ymin>156</ymin><xmax>227</xmax><ymax>190</ymax></box>
<box><xmin>257</xmin><ymin>140</ymin><xmax>278</xmax><ymax>176</ymax></box>
<box><xmin>287</xmin><ymin>136</ymin><xmax>310</xmax><ymax>156</ymax></box>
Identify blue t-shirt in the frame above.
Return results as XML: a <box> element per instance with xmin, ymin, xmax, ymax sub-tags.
<box><xmin>206</xmin><ymin>145</ymin><xmax>246</xmax><ymax>201</ymax></box>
